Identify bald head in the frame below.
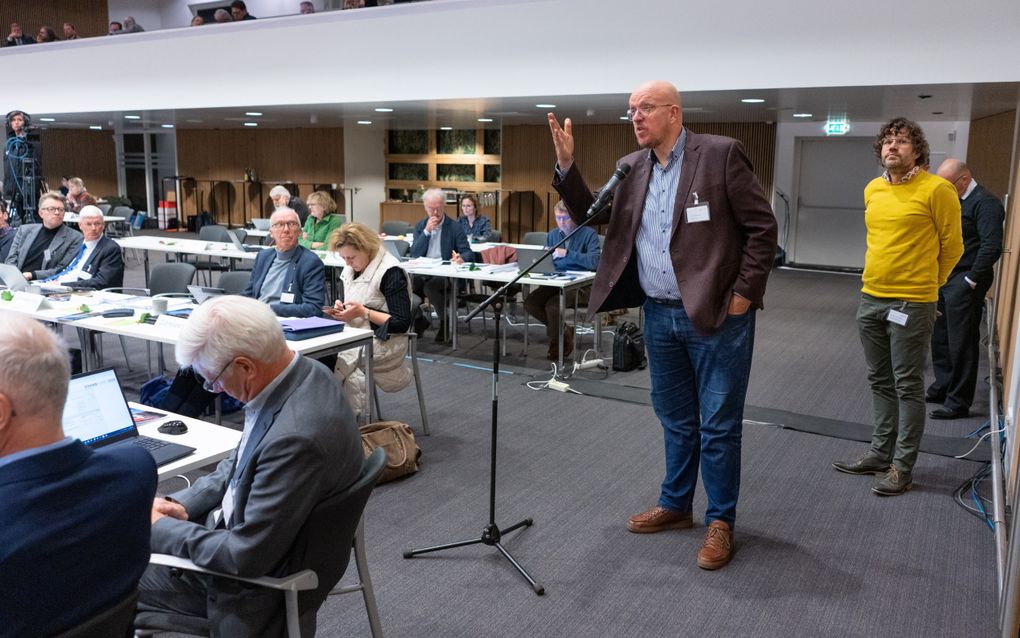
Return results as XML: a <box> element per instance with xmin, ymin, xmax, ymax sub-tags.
<box><xmin>628</xmin><ymin>80</ymin><xmax>684</xmax><ymax>161</ymax></box>
<box><xmin>634</xmin><ymin>80</ymin><xmax>682</xmax><ymax>109</ymax></box>
<box><xmin>936</xmin><ymin>158</ymin><xmax>971</xmax><ymax>196</ymax></box>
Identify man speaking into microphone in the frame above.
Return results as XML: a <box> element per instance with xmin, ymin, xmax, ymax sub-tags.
<box><xmin>549</xmin><ymin>80</ymin><xmax>777</xmax><ymax>569</ymax></box>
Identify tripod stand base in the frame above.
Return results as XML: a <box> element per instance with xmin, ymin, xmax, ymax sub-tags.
<box><xmin>404</xmin><ymin>519</ymin><xmax>545</xmax><ymax>595</ymax></box>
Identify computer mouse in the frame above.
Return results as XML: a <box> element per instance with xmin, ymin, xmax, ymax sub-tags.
<box><xmin>158</xmin><ymin>420</ymin><xmax>188</xmax><ymax>435</ymax></box>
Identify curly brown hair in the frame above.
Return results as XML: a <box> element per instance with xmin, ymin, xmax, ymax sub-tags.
<box><xmin>873</xmin><ymin>117</ymin><xmax>929</xmax><ymax>169</ymax></box>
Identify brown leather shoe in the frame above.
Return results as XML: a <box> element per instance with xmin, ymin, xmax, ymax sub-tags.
<box><xmin>626</xmin><ymin>506</ymin><xmax>693</xmax><ymax>534</ymax></box>
<box><xmin>697</xmin><ymin>520</ymin><xmax>733</xmax><ymax>570</ymax></box>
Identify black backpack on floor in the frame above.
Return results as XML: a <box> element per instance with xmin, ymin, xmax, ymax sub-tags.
<box><xmin>613</xmin><ymin>321</ymin><xmax>647</xmax><ymax>372</ymax></box>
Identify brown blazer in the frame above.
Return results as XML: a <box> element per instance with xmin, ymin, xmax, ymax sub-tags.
<box><xmin>554</xmin><ymin>130</ymin><xmax>777</xmax><ymax>335</ymax></box>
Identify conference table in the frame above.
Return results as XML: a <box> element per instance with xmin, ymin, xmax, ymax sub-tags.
<box><xmin>0</xmin><ymin>289</ymin><xmax>377</xmax><ymax>420</ymax></box>
<box><xmin>134</xmin><ymin>402</ymin><xmax>241</xmax><ymax>481</ymax></box>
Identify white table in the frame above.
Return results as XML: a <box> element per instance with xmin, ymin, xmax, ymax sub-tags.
<box><xmin>133</xmin><ymin>402</ymin><xmax>241</xmax><ymax>481</ymax></box>
<box><xmin>114</xmin><ymin>236</ymin><xmax>264</xmax><ymax>286</ymax></box>
<box><xmin>64</xmin><ymin>213</ymin><xmax>126</xmax><ymax>224</ymax></box>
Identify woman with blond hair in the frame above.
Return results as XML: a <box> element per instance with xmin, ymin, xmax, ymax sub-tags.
<box><xmin>65</xmin><ymin>177</ymin><xmax>96</xmax><ymax>213</ymax></box>
<box><xmin>324</xmin><ymin>222</ymin><xmax>413</xmax><ymax>416</ymax></box>
<box><xmin>298</xmin><ymin>190</ymin><xmax>343</xmax><ymax>249</ymax></box>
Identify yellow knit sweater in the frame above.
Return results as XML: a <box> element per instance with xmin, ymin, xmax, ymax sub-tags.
<box><xmin>861</xmin><ymin>171</ymin><xmax>963</xmax><ymax>302</ymax></box>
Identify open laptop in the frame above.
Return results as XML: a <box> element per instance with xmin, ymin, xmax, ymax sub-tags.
<box><xmin>251</xmin><ymin>218</ymin><xmax>272</xmax><ymax>231</ymax></box>
<box><xmin>227</xmin><ymin>230</ymin><xmax>264</xmax><ymax>253</ymax></box>
<box><xmin>383</xmin><ymin>241</ymin><xmax>410</xmax><ymax>261</ymax></box>
<box><xmin>0</xmin><ymin>263</ymin><xmax>29</xmax><ymax>291</ymax></box>
<box><xmin>514</xmin><ymin>247</ymin><xmax>558</xmax><ymax>275</ymax></box>
<box><xmin>62</xmin><ymin>367</ymin><xmax>195</xmax><ymax>467</ymax></box>
<box><xmin>188</xmin><ymin>285</ymin><xmax>225</xmax><ymax>304</ymax></box>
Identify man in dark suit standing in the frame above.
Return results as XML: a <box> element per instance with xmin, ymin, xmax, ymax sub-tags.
<box><xmin>928</xmin><ymin>159</ymin><xmax>1004</xmax><ymax>419</ymax></box>
<box><xmin>0</xmin><ymin>312</ymin><xmax>156</xmax><ymax>636</ymax></box>
<box><xmin>409</xmin><ymin>188</ymin><xmax>475</xmax><ymax>342</ymax></box>
<box><xmin>549</xmin><ymin>80</ymin><xmax>777</xmax><ymax>569</ymax></box>
<box><xmin>244</xmin><ymin>207</ymin><xmax>325</xmax><ymax>317</ymax></box>
<box><xmin>47</xmin><ymin>205</ymin><xmax>125</xmax><ymax>289</ymax></box>
<box><xmin>138</xmin><ymin>295</ymin><xmax>363</xmax><ymax>637</ymax></box>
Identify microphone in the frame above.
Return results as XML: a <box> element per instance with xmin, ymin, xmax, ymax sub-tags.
<box><xmin>585</xmin><ymin>163</ymin><xmax>632</xmax><ymax>217</ymax></box>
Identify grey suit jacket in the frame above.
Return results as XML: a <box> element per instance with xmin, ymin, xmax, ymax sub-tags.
<box><xmin>151</xmin><ymin>354</ymin><xmax>363</xmax><ymax>637</ymax></box>
<box><xmin>4</xmin><ymin>223</ymin><xmax>84</xmax><ymax>280</ymax></box>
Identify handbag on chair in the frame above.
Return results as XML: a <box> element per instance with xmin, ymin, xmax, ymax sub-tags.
<box><xmin>359</xmin><ymin>420</ymin><xmax>421</xmax><ymax>483</ymax></box>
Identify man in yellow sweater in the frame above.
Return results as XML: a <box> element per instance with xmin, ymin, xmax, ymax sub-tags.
<box><xmin>833</xmin><ymin>117</ymin><xmax>963</xmax><ymax>496</ymax></box>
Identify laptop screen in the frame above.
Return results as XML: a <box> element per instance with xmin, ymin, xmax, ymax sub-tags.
<box><xmin>62</xmin><ymin>368</ymin><xmax>137</xmax><ymax>446</ymax></box>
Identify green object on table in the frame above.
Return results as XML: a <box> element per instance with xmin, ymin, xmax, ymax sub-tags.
<box><xmin>79</xmin><ymin>304</ymin><xmax>90</xmax><ymax>313</ymax></box>
<box><xmin>0</xmin><ymin>291</ymin><xmax>12</xmax><ymax>302</ymax></box>
<box><xmin>469</xmin><ymin>262</ymin><xmax>479</xmax><ymax>271</ymax></box>
<box><xmin>138</xmin><ymin>312</ymin><xmax>151</xmax><ymax>324</ymax></box>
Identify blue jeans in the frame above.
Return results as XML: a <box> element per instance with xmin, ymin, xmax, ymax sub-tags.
<box><xmin>642</xmin><ymin>300</ymin><xmax>756</xmax><ymax>527</ymax></box>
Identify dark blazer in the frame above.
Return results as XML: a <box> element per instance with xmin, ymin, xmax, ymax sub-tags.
<box><xmin>554</xmin><ymin>130</ymin><xmax>777</xmax><ymax>334</ymax></box>
<box><xmin>244</xmin><ymin>244</ymin><xmax>325</xmax><ymax>317</ymax></box>
<box><xmin>67</xmin><ymin>234</ymin><xmax>125</xmax><ymax>289</ymax></box>
<box><xmin>152</xmin><ymin>355</ymin><xmax>363</xmax><ymax>637</ymax></box>
<box><xmin>4</xmin><ymin>223</ymin><xmax>84</xmax><ymax>279</ymax></box>
<box><xmin>0</xmin><ymin>229</ymin><xmax>14</xmax><ymax>262</ymax></box>
<box><xmin>410</xmin><ymin>215</ymin><xmax>475</xmax><ymax>262</ymax></box>
<box><xmin>950</xmin><ymin>183</ymin><xmax>1004</xmax><ymax>290</ymax></box>
<box><xmin>0</xmin><ymin>440</ymin><xmax>156</xmax><ymax>637</ymax></box>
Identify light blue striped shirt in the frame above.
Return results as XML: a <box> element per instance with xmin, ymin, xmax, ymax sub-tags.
<box><xmin>636</xmin><ymin>129</ymin><xmax>686</xmax><ymax>300</ymax></box>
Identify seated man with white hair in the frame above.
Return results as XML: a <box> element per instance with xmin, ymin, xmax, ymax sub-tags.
<box><xmin>137</xmin><ymin>295</ymin><xmax>363</xmax><ymax>637</ymax></box>
<box><xmin>0</xmin><ymin>312</ymin><xmax>156</xmax><ymax>636</ymax></box>
<box><xmin>269</xmin><ymin>184</ymin><xmax>310</xmax><ymax>225</ymax></box>
<box><xmin>243</xmin><ymin>208</ymin><xmax>325</xmax><ymax>317</ymax></box>
<box><xmin>46</xmin><ymin>205</ymin><xmax>125</xmax><ymax>289</ymax></box>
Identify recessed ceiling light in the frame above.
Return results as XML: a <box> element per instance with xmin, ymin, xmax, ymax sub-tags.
<box><xmin>89</xmin><ymin>125</ymin><xmax>102</xmax><ymax>130</ymax></box>
<box><xmin>243</xmin><ymin>122</ymin><xmax>258</xmax><ymax>127</ymax></box>
<box><xmin>124</xmin><ymin>115</ymin><xmax>141</xmax><ymax>120</ymax></box>
<box><xmin>793</xmin><ymin>113</ymin><xmax>813</xmax><ymax>118</ymax></box>
<box><xmin>619</xmin><ymin>116</ymin><xmax>629</xmax><ymax>120</ymax></box>
<box><xmin>374</xmin><ymin>108</ymin><xmax>394</xmax><ymax>113</ymax></box>
<box><xmin>741</xmin><ymin>98</ymin><xmax>765</xmax><ymax>104</ymax></box>
<box><xmin>535</xmin><ymin>103</ymin><xmax>556</xmax><ymax>108</ymax></box>
<box><xmin>357</xmin><ymin>120</ymin><xmax>372</xmax><ymax>125</ymax></box>
<box><xmin>161</xmin><ymin>124</ymin><xmax>174</xmax><ymax>128</ymax></box>
<box><xmin>245</xmin><ymin>112</ymin><xmax>263</xmax><ymax>116</ymax></box>
<box><xmin>439</xmin><ymin>126</ymin><xmax>453</xmax><ymax>131</ymax></box>
<box><xmin>39</xmin><ymin>117</ymin><xmax>55</xmax><ymax>122</ymax></box>
<box><xmin>477</xmin><ymin>118</ymin><xmax>494</xmax><ymax>123</ymax></box>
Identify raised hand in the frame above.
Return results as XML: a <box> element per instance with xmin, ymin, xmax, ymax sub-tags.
<box><xmin>547</xmin><ymin>113</ymin><xmax>574</xmax><ymax>171</ymax></box>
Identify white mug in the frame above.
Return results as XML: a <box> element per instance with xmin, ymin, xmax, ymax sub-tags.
<box><xmin>152</xmin><ymin>298</ymin><xmax>169</xmax><ymax>315</ymax></box>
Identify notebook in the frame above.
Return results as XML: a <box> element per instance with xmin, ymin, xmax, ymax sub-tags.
<box><xmin>514</xmin><ymin>248</ymin><xmax>558</xmax><ymax>275</ymax></box>
<box><xmin>0</xmin><ymin>263</ymin><xmax>29</xmax><ymax>291</ymax></box>
<box><xmin>227</xmin><ymin>230</ymin><xmax>264</xmax><ymax>253</ymax></box>
<box><xmin>62</xmin><ymin>367</ymin><xmax>195</xmax><ymax>467</ymax></box>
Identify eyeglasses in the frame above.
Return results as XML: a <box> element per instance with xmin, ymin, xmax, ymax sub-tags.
<box><xmin>200</xmin><ymin>359</ymin><xmax>234</xmax><ymax>392</ymax></box>
<box><xmin>625</xmin><ymin>104</ymin><xmax>675</xmax><ymax>121</ymax></box>
<box><xmin>271</xmin><ymin>221</ymin><xmax>300</xmax><ymax>229</ymax></box>
<box><xmin>39</xmin><ymin>206</ymin><xmax>66</xmax><ymax>214</ymax></box>
<box><xmin>881</xmin><ymin>137</ymin><xmax>913</xmax><ymax>147</ymax></box>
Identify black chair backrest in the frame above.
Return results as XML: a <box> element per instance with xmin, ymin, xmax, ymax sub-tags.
<box><xmin>522</xmin><ymin>231</ymin><xmax>547</xmax><ymax>246</ymax></box>
<box><xmin>288</xmin><ymin>448</ymin><xmax>386</xmax><ymax>614</ymax></box>
<box><xmin>381</xmin><ymin>221</ymin><xmax>410</xmax><ymax>236</ymax></box>
<box><xmin>149</xmin><ymin>263</ymin><xmax>197</xmax><ymax>296</ymax></box>
<box><xmin>217</xmin><ymin>271</ymin><xmax>252</xmax><ymax>295</ymax></box>
<box><xmin>198</xmin><ymin>224</ymin><xmax>231</xmax><ymax>243</ymax></box>
<box><xmin>488</xmin><ymin>229</ymin><xmax>502</xmax><ymax>242</ymax></box>
<box><xmin>54</xmin><ymin>589</ymin><xmax>138</xmax><ymax>638</ymax></box>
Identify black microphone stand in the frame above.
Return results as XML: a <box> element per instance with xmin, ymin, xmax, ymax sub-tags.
<box><xmin>402</xmin><ymin>195</ymin><xmax>613</xmax><ymax>596</ymax></box>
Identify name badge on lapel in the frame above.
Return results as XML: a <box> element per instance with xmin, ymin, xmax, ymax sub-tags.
<box><xmin>280</xmin><ymin>292</ymin><xmax>296</xmax><ymax>304</ymax></box>
<box><xmin>685</xmin><ymin>192</ymin><xmax>710</xmax><ymax>224</ymax></box>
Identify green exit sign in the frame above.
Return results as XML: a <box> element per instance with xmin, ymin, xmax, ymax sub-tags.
<box><xmin>825</xmin><ymin>119</ymin><xmax>850</xmax><ymax>136</ymax></box>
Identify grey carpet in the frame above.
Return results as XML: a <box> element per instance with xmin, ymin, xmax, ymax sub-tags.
<box><xmin>100</xmin><ymin>234</ymin><xmax>995</xmax><ymax>637</ymax></box>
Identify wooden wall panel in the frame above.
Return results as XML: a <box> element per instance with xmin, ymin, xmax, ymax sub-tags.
<box><xmin>38</xmin><ymin>129</ymin><xmax>117</xmax><ymax>198</ymax></box>
<box><xmin>966</xmin><ymin>110</ymin><xmax>1016</xmax><ymax>199</ymax></box>
<box><xmin>501</xmin><ymin>122</ymin><xmax>776</xmax><ymax>242</ymax></box>
<box><xmin>0</xmin><ymin>0</ymin><xmax>108</xmax><ymax>40</ymax></box>
<box><xmin>176</xmin><ymin>127</ymin><xmax>345</xmax><ymax>225</ymax></box>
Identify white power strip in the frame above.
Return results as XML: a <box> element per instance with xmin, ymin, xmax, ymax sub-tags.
<box><xmin>547</xmin><ymin>379</ymin><xmax>571</xmax><ymax>392</ymax></box>
<box><xmin>576</xmin><ymin>358</ymin><xmax>605</xmax><ymax>371</ymax></box>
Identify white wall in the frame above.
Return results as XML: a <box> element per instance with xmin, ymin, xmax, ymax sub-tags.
<box><xmin>12</xmin><ymin>0</ymin><xmax>1020</xmax><ymax>116</ymax></box>
<box><xmin>342</xmin><ymin>122</ymin><xmax>386</xmax><ymax>231</ymax></box>
<box><xmin>771</xmin><ymin>119</ymin><xmax>971</xmax><ymax>255</ymax></box>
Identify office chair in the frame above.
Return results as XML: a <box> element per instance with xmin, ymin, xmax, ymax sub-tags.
<box><xmin>137</xmin><ymin>448</ymin><xmax>387</xmax><ymax>638</ymax></box>
<box><xmin>54</xmin><ymin>590</ymin><xmax>138</xmax><ymax>638</ymax></box>
<box><xmin>381</xmin><ymin>220</ymin><xmax>410</xmax><ymax>236</ymax></box>
<box><xmin>217</xmin><ymin>270</ymin><xmax>252</xmax><ymax>295</ymax></box>
<box><xmin>521</xmin><ymin>231</ymin><xmax>547</xmax><ymax>246</ymax></box>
